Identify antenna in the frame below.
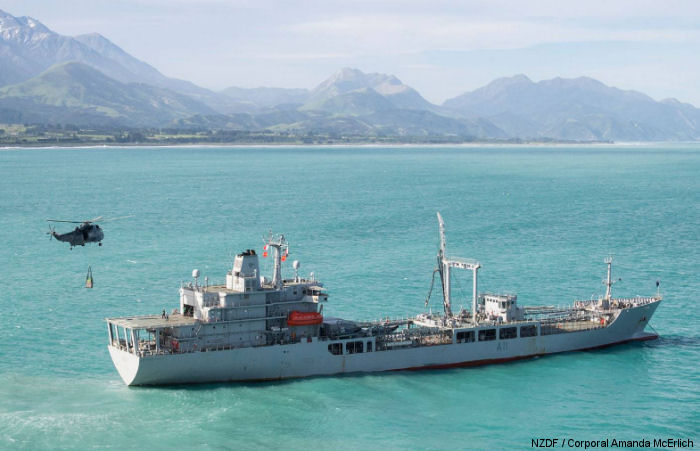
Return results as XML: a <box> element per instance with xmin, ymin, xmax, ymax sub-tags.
<box><xmin>437</xmin><ymin>212</ymin><xmax>447</xmax><ymax>257</ymax></box>
<box><xmin>293</xmin><ymin>260</ymin><xmax>300</xmax><ymax>282</ymax></box>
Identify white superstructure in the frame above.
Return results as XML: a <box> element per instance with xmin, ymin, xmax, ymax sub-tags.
<box><xmin>106</xmin><ymin>214</ymin><xmax>661</xmax><ymax>386</ymax></box>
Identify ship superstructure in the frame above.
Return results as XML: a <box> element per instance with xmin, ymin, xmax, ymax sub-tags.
<box><xmin>106</xmin><ymin>215</ymin><xmax>661</xmax><ymax>386</ymax></box>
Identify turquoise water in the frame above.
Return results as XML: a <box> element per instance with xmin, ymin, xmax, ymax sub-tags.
<box><xmin>1</xmin><ymin>145</ymin><xmax>698</xmax><ymax>449</ymax></box>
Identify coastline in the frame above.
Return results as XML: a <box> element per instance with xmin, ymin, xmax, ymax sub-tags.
<box><xmin>2</xmin><ymin>140</ymin><xmax>699</xmax><ymax>151</ymax></box>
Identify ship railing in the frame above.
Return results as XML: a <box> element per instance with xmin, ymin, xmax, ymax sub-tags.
<box><xmin>525</xmin><ymin>304</ymin><xmax>587</xmax><ymax>314</ymax></box>
<box><xmin>356</xmin><ymin>315</ymin><xmax>413</xmax><ymax>328</ymax></box>
<box><xmin>480</xmin><ymin>291</ymin><xmax>519</xmax><ymax>299</ymax></box>
<box><xmin>539</xmin><ymin>316</ymin><xmax>606</xmax><ymax>335</ymax></box>
<box><xmin>611</xmin><ymin>296</ymin><xmax>660</xmax><ymax>305</ymax></box>
<box><xmin>373</xmin><ymin>329</ymin><xmax>454</xmax><ymax>351</ymax></box>
<box><xmin>574</xmin><ymin>300</ymin><xmax>598</xmax><ymax>309</ymax></box>
<box><xmin>573</xmin><ymin>296</ymin><xmax>660</xmax><ymax>312</ymax></box>
<box><xmin>129</xmin><ymin>333</ymin><xmax>272</xmax><ymax>356</ymax></box>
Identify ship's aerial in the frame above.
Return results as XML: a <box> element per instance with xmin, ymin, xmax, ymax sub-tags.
<box><xmin>106</xmin><ymin>214</ymin><xmax>662</xmax><ymax>386</ymax></box>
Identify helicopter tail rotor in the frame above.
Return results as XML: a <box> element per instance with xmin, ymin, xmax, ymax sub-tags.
<box><xmin>46</xmin><ymin>224</ymin><xmax>56</xmax><ymax>240</ymax></box>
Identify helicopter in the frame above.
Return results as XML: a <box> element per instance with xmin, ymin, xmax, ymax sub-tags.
<box><xmin>46</xmin><ymin>216</ymin><xmax>132</xmax><ymax>249</ymax></box>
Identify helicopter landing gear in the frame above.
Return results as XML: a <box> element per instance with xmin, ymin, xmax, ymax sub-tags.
<box><xmin>99</xmin><ymin>242</ymin><xmax>102</xmax><ymax>246</ymax></box>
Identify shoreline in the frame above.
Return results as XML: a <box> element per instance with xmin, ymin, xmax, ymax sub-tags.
<box><xmin>1</xmin><ymin>141</ymin><xmax>699</xmax><ymax>151</ymax></box>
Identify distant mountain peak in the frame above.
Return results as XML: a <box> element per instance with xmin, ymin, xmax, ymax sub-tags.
<box><xmin>510</xmin><ymin>74</ymin><xmax>532</xmax><ymax>82</ymax></box>
<box><xmin>443</xmin><ymin>74</ymin><xmax>700</xmax><ymax>141</ymax></box>
<box><xmin>23</xmin><ymin>17</ymin><xmax>47</xmax><ymax>31</ymax></box>
<box><xmin>336</xmin><ymin>67</ymin><xmax>364</xmax><ymax>78</ymax></box>
<box><xmin>487</xmin><ymin>74</ymin><xmax>533</xmax><ymax>88</ymax></box>
<box><xmin>307</xmin><ymin>67</ymin><xmax>433</xmax><ymax>112</ymax></box>
<box><xmin>315</xmin><ymin>67</ymin><xmax>403</xmax><ymax>92</ymax></box>
<box><xmin>0</xmin><ymin>10</ymin><xmax>49</xmax><ymax>33</ymax></box>
<box><xmin>0</xmin><ymin>8</ymin><xmax>228</xmax><ymax>109</ymax></box>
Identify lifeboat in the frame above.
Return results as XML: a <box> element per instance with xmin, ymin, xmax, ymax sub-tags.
<box><xmin>287</xmin><ymin>311</ymin><xmax>323</xmax><ymax>326</ymax></box>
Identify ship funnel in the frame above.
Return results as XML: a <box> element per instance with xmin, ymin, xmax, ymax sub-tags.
<box><xmin>229</xmin><ymin>249</ymin><xmax>261</xmax><ymax>292</ymax></box>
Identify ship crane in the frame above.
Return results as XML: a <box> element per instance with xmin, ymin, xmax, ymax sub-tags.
<box><xmin>436</xmin><ymin>212</ymin><xmax>481</xmax><ymax>324</ymax></box>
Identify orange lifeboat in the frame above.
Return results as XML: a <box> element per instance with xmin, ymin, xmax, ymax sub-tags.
<box><xmin>287</xmin><ymin>311</ymin><xmax>323</xmax><ymax>326</ymax></box>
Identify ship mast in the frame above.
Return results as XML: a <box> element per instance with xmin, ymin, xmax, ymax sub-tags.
<box><xmin>436</xmin><ymin>213</ymin><xmax>481</xmax><ymax>323</ymax></box>
<box><xmin>263</xmin><ymin>232</ymin><xmax>288</xmax><ymax>289</ymax></box>
<box><xmin>437</xmin><ymin>212</ymin><xmax>452</xmax><ymax>317</ymax></box>
<box><xmin>603</xmin><ymin>256</ymin><xmax>619</xmax><ymax>301</ymax></box>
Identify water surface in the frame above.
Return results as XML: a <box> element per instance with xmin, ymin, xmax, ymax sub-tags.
<box><xmin>1</xmin><ymin>145</ymin><xmax>698</xmax><ymax>449</ymax></box>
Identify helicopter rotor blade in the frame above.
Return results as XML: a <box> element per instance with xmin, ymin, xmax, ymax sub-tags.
<box><xmin>46</xmin><ymin>215</ymin><xmax>132</xmax><ymax>224</ymax></box>
<box><xmin>46</xmin><ymin>219</ymin><xmax>83</xmax><ymax>223</ymax></box>
<box><xmin>97</xmin><ymin>215</ymin><xmax>134</xmax><ymax>223</ymax></box>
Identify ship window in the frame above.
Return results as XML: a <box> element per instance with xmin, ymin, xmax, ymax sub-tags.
<box><xmin>328</xmin><ymin>343</ymin><xmax>342</xmax><ymax>355</ymax></box>
<box><xmin>540</xmin><ymin>324</ymin><xmax>561</xmax><ymax>336</ymax></box>
<box><xmin>367</xmin><ymin>342</ymin><xmax>372</xmax><ymax>352</ymax></box>
<box><xmin>478</xmin><ymin>329</ymin><xmax>496</xmax><ymax>341</ymax></box>
<box><xmin>346</xmin><ymin>341</ymin><xmax>363</xmax><ymax>354</ymax></box>
<box><xmin>499</xmin><ymin>327</ymin><xmax>517</xmax><ymax>339</ymax></box>
<box><xmin>456</xmin><ymin>331</ymin><xmax>475</xmax><ymax>343</ymax></box>
<box><xmin>520</xmin><ymin>325</ymin><xmax>537</xmax><ymax>337</ymax></box>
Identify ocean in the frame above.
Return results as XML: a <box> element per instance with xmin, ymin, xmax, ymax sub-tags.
<box><xmin>0</xmin><ymin>144</ymin><xmax>698</xmax><ymax>449</ymax></box>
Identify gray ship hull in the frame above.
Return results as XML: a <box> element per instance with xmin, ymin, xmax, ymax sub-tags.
<box><xmin>109</xmin><ymin>300</ymin><xmax>660</xmax><ymax>386</ymax></box>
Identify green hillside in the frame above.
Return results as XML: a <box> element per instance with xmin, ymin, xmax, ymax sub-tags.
<box><xmin>0</xmin><ymin>62</ymin><xmax>215</xmax><ymax>126</ymax></box>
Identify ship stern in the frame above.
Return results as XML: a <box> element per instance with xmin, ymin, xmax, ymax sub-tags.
<box><xmin>108</xmin><ymin>346</ymin><xmax>141</xmax><ymax>386</ymax></box>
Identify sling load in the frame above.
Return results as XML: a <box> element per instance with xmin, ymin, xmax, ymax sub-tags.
<box><xmin>85</xmin><ymin>266</ymin><xmax>94</xmax><ymax>288</ymax></box>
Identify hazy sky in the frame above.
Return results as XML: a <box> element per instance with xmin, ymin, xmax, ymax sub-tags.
<box><xmin>2</xmin><ymin>0</ymin><xmax>699</xmax><ymax>105</ymax></box>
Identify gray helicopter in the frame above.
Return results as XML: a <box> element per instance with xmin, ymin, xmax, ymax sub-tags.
<box><xmin>46</xmin><ymin>216</ymin><xmax>131</xmax><ymax>249</ymax></box>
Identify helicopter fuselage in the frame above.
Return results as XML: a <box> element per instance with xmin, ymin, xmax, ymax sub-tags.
<box><xmin>52</xmin><ymin>223</ymin><xmax>104</xmax><ymax>248</ymax></box>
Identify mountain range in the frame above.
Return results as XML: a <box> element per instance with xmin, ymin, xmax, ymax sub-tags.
<box><xmin>1</xmin><ymin>8</ymin><xmax>698</xmax><ymax>141</ymax></box>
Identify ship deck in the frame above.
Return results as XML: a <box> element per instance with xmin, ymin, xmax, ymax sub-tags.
<box><xmin>106</xmin><ymin>312</ymin><xmax>198</xmax><ymax>329</ymax></box>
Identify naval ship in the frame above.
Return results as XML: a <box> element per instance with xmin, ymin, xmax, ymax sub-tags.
<box><xmin>106</xmin><ymin>214</ymin><xmax>661</xmax><ymax>385</ymax></box>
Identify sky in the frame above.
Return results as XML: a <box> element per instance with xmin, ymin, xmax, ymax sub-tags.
<box><xmin>2</xmin><ymin>0</ymin><xmax>700</xmax><ymax>105</ymax></box>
